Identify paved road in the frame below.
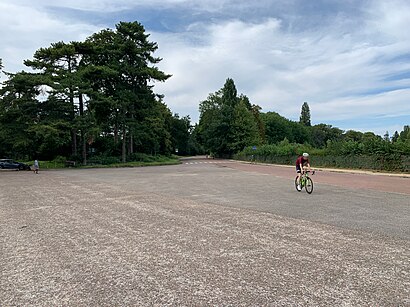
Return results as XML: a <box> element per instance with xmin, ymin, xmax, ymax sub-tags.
<box><xmin>1</xmin><ymin>159</ymin><xmax>409</xmax><ymax>306</ymax></box>
<box><xmin>110</xmin><ymin>157</ymin><xmax>410</xmax><ymax>240</ymax></box>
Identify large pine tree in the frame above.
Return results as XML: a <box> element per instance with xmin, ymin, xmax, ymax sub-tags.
<box><xmin>83</xmin><ymin>21</ymin><xmax>171</xmax><ymax>161</ymax></box>
<box><xmin>0</xmin><ymin>21</ymin><xmax>174</xmax><ymax>161</ymax></box>
<box><xmin>24</xmin><ymin>41</ymin><xmax>89</xmax><ymax>161</ymax></box>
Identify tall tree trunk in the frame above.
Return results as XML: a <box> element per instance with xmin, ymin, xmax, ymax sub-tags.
<box><xmin>82</xmin><ymin>136</ymin><xmax>87</xmax><ymax>165</ymax></box>
<box><xmin>71</xmin><ymin>129</ymin><xmax>77</xmax><ymax>157</ymax></box>
<box><xmin>129</xmin><ymin>111</ymin><xmax>134</xmax><ymax>154</ymax></box>
<box><xmin>69</xmin><ymin>60</ymin><xmax>77</xmax><ymax>157</ymax></box>
<box><xmin>79</xmin><ymin>93</ymin><xmax>86</xmax><ymax>165</ymax></box>
<box><xmin>122</xmin><ymin>127</ymin><xmax>126</xmax><ymax>163</ymax></box>
<box><xmin>114</xmin><ymin>122</ymin><xmax>118</xmax><ymax>144</ymax></box>
<box><xmin>129</xmin><ymin>134</ymin><xmax>134</xmax><ymax>154</ymax></box>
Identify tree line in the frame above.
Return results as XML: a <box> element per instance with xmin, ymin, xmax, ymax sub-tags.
<box><xmin>197</xmin><ymin>79</ymin><xmax>409</xmax><ymax>152</ymax></box>
<box><xmin>0</xmin><ymin>22</ymin><xmax>194</xmax><ymax>164</ymax></box>
<box><xmin>1</xmin><ymin>20</ymin><xmax>409</xmax><ymax>171</ymax></box>
<box><xmin>197</xmin><ymin>79</ymin><xmax>410</xmax><ymax>171</ymax></box>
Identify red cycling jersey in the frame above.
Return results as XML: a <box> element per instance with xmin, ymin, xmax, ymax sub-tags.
<box><xmin>296</xmin><ymin>156</ymin><xmax>309</xmax><ymax>166</ymax></box>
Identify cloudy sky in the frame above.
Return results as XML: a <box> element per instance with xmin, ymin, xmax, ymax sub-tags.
<box><xmin>1</xmin><ymin>0</ymin><xmax>410</xmax><ymax>136</ymax></box>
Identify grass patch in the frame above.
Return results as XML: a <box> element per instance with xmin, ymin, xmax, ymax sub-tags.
<box><xmin>83</xmin><ymin>159</ymin><xmax>181</xmax><ymax>168</ymax></box>
<box><xmin>25</xmin><ymin>155</ymin><xmax>181</xmax><ymax>169</ymax></box>
<box><xmin>24</xmin><ymin>159</ymin><xmax>66</xmax><ymax>169</ymax></box>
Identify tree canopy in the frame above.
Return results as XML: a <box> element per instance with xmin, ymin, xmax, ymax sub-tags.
<box><xmin>197</xmin><ymin>78</ymin><xmax>261</xmax><ymax>157</ymax></box>
<box><xmin>299</xmin><ymin>102</ymin><xmax>311</xmax><ymax>126</ymax></box>
<box><xmin>0</xmin><ymin>21</ymin><xmax>193</xmax><ymax>162</ymax></box>
<box><xmin>1</xmin><ymin>23</ymin><xmax>408</xmax><ymax>169</ymax></box>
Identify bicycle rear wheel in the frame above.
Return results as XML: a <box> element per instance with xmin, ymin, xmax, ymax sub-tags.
<box><xmin>305</xmin><ymin>177</ymin><xmax>313</xmax><ymax>194</ymax></box>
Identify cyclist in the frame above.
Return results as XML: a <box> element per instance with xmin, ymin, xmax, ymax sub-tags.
<box><xmin>296</xmin><ymin>152</ymin><xmax>311</xmax><ymax>191</ymax></box>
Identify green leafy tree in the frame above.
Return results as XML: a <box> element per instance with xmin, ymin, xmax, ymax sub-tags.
<box><xmin>343</xmin><ymin>130</ymin><xmax>363</xmax><ymax>142</ymax></box>
<box><xmin>0</xmin><ymin>21</ymin><xmax>178</xmax><ymax>163</ymax></box>
<box><xmin>187</xmin><ymin>124</ymin><xmax>204</xmax><ymax>155</ymax></box>
<box><xmin>198</xmin><ymin>91</ymin><xmax>222</xmax><ymax>155</ymax></box>
<box><xmin>391</xmin><ymin>126</ymin><xmax>410</xmax><ymax>155</ymax></box>
<box><xmin>311</xmin><ymin>124</ymin><xmax>343</xmax><ymax>148</ymax></box>
<box><xmin>383</xmin><ymin>131</ymin><xmax>390</xmax><ymax>142</ymax></box>
<box><xmin>392</xmin><ymin>125</ymin><xmax>410</xmax><ymax>155</ymax></box>
<box><xmin>218</xmin><ymin>79</ymin><xmax>239</xmax><ymax>155</ymax></box>
<box><xmin>198</xmin><ymin>78</ymin><xmax>261</xmax><ymax>157</ymax></box>
<box><xmin>83</xmin><ymin>21</ymin><xmax>171</xmax><ymax>161</ymax></box>
<box><xmin>0</xmin><ymin>71</ymin><xmax>75</xmax><ymax>159</ymax></box>
<box><xmin>299</xmin><ymin>102</ymin><xmax>311</xmax><ymax>126</ymax></box>
<box><xmin>399</xmin><ymin>125</ymin><xmax>410</xmax><ymax>141</ymax></box>
<box><xmin>362</xmin><ymin>132</ymin><xmax>384</xmax><ymax>155</ymax></box>
<box><xmin>144</xmin><ymin>100</ymin><xmax>173</xmax><ymax>155</ymax></box>
<box><xmin>290</xmin><ymin>121</ymin><xmax>311</xmax><ymax>144</ymax></box>
<box><xmin>261</xmin><ymin>112</ymin><xmax>311</xmax><ymax>144</ymax></box>
<box><xmin>222</xmin><ymin>78</ymin><xmax>238</xmax><ymax>107</ymax></box>
<box><xmin>240</xmin><ymin>95</ymin><xmax>265</xmax><ymax>143</ymax></box>
<box><xmin>391</xmin><ymin>131</ymin><xmax>400</xmax><ymax>143</ymax></box>
<box><xmin>230</xmin><ymin>100</ymin><xmax>260</xmax><ymax>152</ymax></box>
<box><xmin>262</xmin><ymin>112</ymin><xmax>293</xmax><ymax>144</ymax></box>
<box><xmin>25</xmin><ymin>41</ymin><xmax>85</xmax><ymax>159</ymax></box>
<box><xmin>170</xmin><ymin>114</ymin><xmax>191</xmax><ymax>155</ymax></box>
<box><xmin>24</xmin><ymin>41</ymin><xmax>99</xmax><ymax>164</ymax></box>
<box><xmin>0</xmin><ymin>72</ymin><xmax>42</xmax><ymax>158</ymax></box>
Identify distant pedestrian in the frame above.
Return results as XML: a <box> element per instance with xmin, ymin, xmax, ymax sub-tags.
<box><xmin>33</xmin><ymin>160</ymin><xmax>39</xmax><ymax>174</ymax></box>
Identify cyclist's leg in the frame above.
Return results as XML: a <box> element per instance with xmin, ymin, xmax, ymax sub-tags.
<box><xmin>296</xmin><ymin>165</ymin><xmax>302</xmax><ymax>182</ymax></box>
<box><xmin>296</xmin><ymin>165</ymin><xmax>302</xmax><ymax>190</ymax></box>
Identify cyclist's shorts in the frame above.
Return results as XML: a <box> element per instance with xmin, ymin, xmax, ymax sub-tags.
<box><xmin>296</xmin><ymin>165</ymin><xmax>302</xmax><ymax>173</ymax></box>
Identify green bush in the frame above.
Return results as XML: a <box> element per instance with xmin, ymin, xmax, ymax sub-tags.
<box><xmin>87</xmin><ymin>155</ymin><xmax>121</xmax><ymax>165</ymax></box>
<box><xmin>127</xmin><ymin>153</ymin><xmax>175</xmax><ymax>163</ymax></box>
<box><xmin>24</xmin><ymin>158</ymin><xmax>66</xmax><ymax>169</ymax></box>
<box><xmin>85</xmin><ymin>153</ymin><xmax>178</xmax><ymax>167</ymax></box>
<box><xmin>128</xmin><ymin>152</ymin><xmax>156</xmax><ymax>162</ymax></box>
<box><xmin>235</xmin><ymin>152</ymin><xmax>410</xmax><ymax>173</ymax></box>
<box><xmin>235</xmin><ymin>142</ymin><xmax>409</xmax><ymax>172</ymax></box>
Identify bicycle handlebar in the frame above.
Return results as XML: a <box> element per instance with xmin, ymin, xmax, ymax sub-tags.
<box><xmin>303</xmin><ymin>170</ymin><xmax>315</xmax><ymax>175</ymax></box>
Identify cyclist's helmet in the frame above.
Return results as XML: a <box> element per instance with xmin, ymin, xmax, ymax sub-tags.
<box><xmin>303</xmin><ymin>152</ymin><xmax>309</xmax><ymax>158</ymax></box>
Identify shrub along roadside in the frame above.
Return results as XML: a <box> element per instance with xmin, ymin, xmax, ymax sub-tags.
<box><xmin>235</xmin><ymin>144</ymin><xmax>410</xmax><ymax>173</ymax></box>
<box><xmin>84</xmin><ymin>157</ymin><xmax>180</xmax><ymax>168</ymax></box>
<box><xmin>25</xmin><ymin>156</ymin><xmax>66</xmax><ymax>169</ymax></box>
<box><xmin>24</xmin><ymin>155</ymin><xmax>180</xmax><ymax>169</ymax></box>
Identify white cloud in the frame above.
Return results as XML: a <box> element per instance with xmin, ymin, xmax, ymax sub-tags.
<box><xmin>152</xmin><ymin>14</ymin><xmax>410</xmax><ymax>127</ymax></box>
<box><xmin>10</xmin><ymin>0</ymin><xmax>230</xmax><ymax>13</ymax></box>
<box><xmin>0</xmin><ymin>1</ymin><xmax>99</xmax><ymax>79</ymax></box>
<box><xmin>312</xmin><ymin>89</ymin><xmax>410</xmax><ymax>121</ymax></box>
<box><xmin>1</xmin><ymin>0</ymin><xmax>409</xmax><ymax>135</ymax></box>
<box><xmin>365</xmin><ymin>0</ymin><xmax>410</xmax><ymax>41</ymax></box>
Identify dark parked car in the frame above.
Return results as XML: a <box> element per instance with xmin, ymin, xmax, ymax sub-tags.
<box><xmin>0</xmin><ymin>159</ymin><xmax>31</xmax><ymax>170</ymax></box>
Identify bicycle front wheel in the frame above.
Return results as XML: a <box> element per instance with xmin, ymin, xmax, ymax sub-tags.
<box><xmin>305</xmin><ymin>177</ymin><xmax>313</xmax><ymax>194</ymax></box>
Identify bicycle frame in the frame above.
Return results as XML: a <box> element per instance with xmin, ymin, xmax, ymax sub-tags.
<box><xmin>300</xmin><ymin>171</ymin><xmax>314</xmax><ymax>187</ymax></box>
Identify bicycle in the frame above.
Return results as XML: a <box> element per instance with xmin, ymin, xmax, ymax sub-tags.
<box><xmin>295</xmin><ymin>170</ymin><xmax>315</xmax><ymax>194</ymax></box>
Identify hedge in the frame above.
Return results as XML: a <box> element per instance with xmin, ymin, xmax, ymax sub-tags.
<box><xmin>234</xmin><ymin>153</ymin><xmax>410</xmax><ymax>173</ymax></box>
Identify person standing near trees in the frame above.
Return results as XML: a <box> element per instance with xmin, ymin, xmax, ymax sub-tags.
<box><xmin>33</xmin><ymin>160</ymin><xmax>39</xmax><ymax>174</ymax></box>
<box><xmin>296</xmin><ymin>153</ymin><xmax>311</xmax><ymax>191</ymax></box>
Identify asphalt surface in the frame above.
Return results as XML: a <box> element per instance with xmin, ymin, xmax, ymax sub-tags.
<box><xmin>1</xmin><ymin>158</ymin><xmax>409</xmax><ymax>306</ymax></box>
